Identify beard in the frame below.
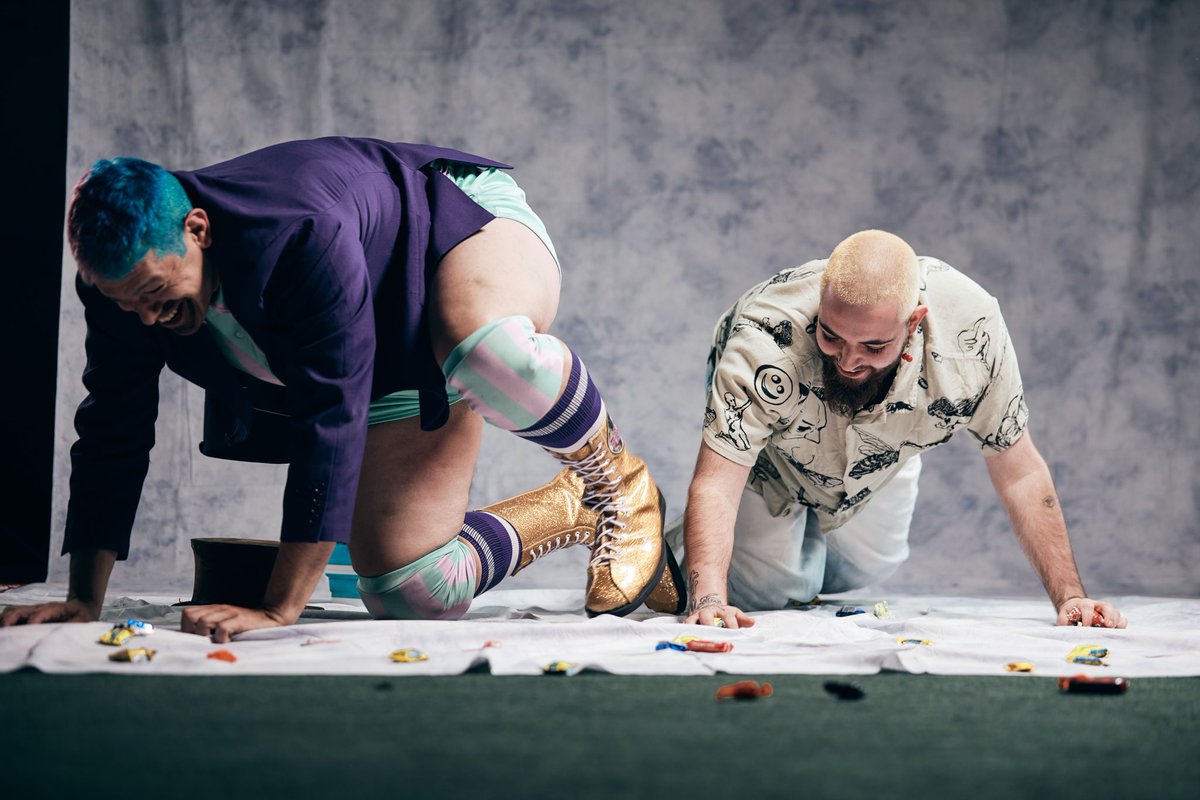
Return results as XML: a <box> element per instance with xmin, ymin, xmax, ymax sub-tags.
<box><xmin>820</xmin><ymin>352</ymin><xmax>901</xmax><ymax>417</ymax></box>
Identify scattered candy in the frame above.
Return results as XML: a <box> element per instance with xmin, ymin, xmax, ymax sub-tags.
<box><xmin>98</xmin><ymin>620</ymin><xmax>154</xmax><ymax>646</ymax></box>
<box><xmin>671</xmin><ymin>635</ymin><xmax>700</xmax><ymax>645</ymax></box>
<box><xmin>108</xmin><ymin>647</ymin><xmax>156</xmax><ymax>663</ymax></box>
<box><xmin>897</xmin><ymin>638</ymin><xmax>933</xmax><ymax>646</ymax></box>
<box><xmin>873</xmin><ymin>600</ymin><xmax>892</xmax><ymax>619</ymax></box>
<box><xmin>712</xmin><ymin>617</ymin><xmax>727</xmax><ymax>628</ymax></box>
<box><xmin>98</xmin><ymin>626</ymin><xmax>136</xmax><ymax>646</ymax></box>
<box><xmin>716</xmin><ymin>680</ymin><xmax>772</xmax><ymax>700</ymax></box>
<box><xmin>835</xmin><ymin>606</ymin><xmax>865</xmax><ymax>617</ymax></box>
<box><xmin>655</xmin><ymin>641</ymin><xmax>688</xmax><ymax>651</ymax></box>
<box><xmin>686</xmin><ymin>639</ymin><xmax>734</xmax><ymax>653</ymax></box>
<box><xmin>542</xmin><ymin>660</ymin><xmax>583</xmax><ymax>676</ymax></box>
<box><xmin>207</xmin><ymin>649</ymin><xmax>238</xmax><ymax>663</ymax></box>
<box><xmin>1066</xmin><ymin>644</ymin><xmax>1109</xmax><ymax>666</ymax></box>
<box><xmin>1005</xmin><ymin>661</ymin><xmax>1036</xmax><ymax>672</ymax></box>
<box><xmin>483</xmin><ymin>640</ymin><xmax>502</xmax><ymax>648</ymax></box>
<box><xmin>823</xmin><ymin>681</ymin><xmax>865</xmax><ymax>700</ymax></box>
<box><xmin>390</xmin><ymin>648</ymin><xmax>428</xmax><ymax>663</ymax></box>
<box><xmin>1058</xmin><ymin>675</ymin><xmax>1128</xmax><ymax>694</ymax></box>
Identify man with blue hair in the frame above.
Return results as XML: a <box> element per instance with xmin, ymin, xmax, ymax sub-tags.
<box><xmin>1</xmin><ymin>138</ymin><xmax>682</xmax><ymax>640</ymax></box>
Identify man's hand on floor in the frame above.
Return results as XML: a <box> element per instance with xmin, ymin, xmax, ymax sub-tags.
<box><xmin>0</xmin><ymin>599</ymin><xmax>100</xmax><ymax>626</ymax></box>
<box><xmin>180</xmin><ymin>603</ymin><xmax>299</xmax><ymax>643</ymax></box>
<box><xmin>1056</xmin><ymin>597</ymin><xmax>1127</xmax><ymax>628</ymax></box>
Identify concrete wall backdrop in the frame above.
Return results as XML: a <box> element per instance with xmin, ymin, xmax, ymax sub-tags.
<box><xmin>54</xmin><ymin>0</ymin><xmax>1199</xmax><ymax>597</ymax></box>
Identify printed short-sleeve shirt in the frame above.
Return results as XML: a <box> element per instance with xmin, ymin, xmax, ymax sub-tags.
<box><xmin>702</xmin><ymin>257</ymin><xmax>1028</xmax><ymax>532</ymax></box>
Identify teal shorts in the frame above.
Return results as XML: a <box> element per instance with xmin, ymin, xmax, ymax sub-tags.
<box><xmin>367</xmin><ymin>162</ymin><xmax>558</xmax><ymax>426</ymax></box>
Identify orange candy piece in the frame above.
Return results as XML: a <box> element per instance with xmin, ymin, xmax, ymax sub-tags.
<box><xmin>716</xmin><ymin>679</ymin><xmax>773</xmax><ymax>700</ymax></box>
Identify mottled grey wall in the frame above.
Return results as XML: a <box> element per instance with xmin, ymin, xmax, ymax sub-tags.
<box><xmin>55</xmin><ymin>0</ymin><xmax>1200</xmax><ymax>597</ymax></box>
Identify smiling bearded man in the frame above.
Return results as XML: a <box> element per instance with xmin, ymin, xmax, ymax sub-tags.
<box><xmin>656</xmin><ymin>229</ymin><xmax>1126</xmax><ymax>631</ymax></box>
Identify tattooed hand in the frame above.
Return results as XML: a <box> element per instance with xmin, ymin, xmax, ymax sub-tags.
<box><xmin>684</xmin><ymin>585</ymin><xmax>756</xmax><ymax>629</ymax></box>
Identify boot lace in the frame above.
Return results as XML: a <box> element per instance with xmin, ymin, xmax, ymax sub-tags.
<box><xmin>566</xmin><ymin>446</ymin><xmax>631</xmax><ymax>568</ymax></box>
<box><xmin>528</xmin><ymin>528</ymin><xmax>592</xmax><ymax>562</ymax></box>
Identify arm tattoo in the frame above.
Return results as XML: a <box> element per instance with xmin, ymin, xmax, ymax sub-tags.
<box><xmin>685</xmin><ymin>569</ymin><xmax>725</xmax><ymax>614</ymax></box>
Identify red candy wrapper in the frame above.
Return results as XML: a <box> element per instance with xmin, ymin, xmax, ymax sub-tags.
<box><xmin>716</xmin><ymin>680</ymin><xmax>772</xmax><ymax>700</ymax></box>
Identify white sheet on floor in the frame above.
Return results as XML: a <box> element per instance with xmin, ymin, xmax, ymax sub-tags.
<box><xmin>2</xmin><ymin>586</ymin><xmax>1197</xmax><ymax>677</ymax></box>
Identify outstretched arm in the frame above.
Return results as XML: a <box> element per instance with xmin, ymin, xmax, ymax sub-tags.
<box><xmin>985</xmin><ymin>430</ymin><xmax>1126</xmax><ymax>628</ymax></box>
<box><xmin>682</xmin><ymin>442</ymin><xmax>755</xmax><ymax>629</ymax></box>
<box><xmin>0</xmin><ymin>548</ymin><xmax>117</xmax><ymax>626</ymax></box>
<box><xmin>179</xmin><ymin>540</ymin><xmax>336</xmax><ymax>643</ymax></box>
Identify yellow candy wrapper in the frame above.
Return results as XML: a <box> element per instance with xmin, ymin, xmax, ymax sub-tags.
<box><xmin>108</xmin><ymin>647</ymin><xmax>156</xmax><ymax>663</ymax></box>
<box><xmin>1066</xmin><ymin>644</ymin><xmax>1109</xmax><ymax>666</ymax></box>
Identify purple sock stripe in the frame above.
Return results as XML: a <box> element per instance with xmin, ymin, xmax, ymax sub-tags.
<box><xmin>516</xmin><ymin>351</ymin><xmax>604</xmax><ymax>451</ymax></box>
<box><xmin>460</xmin><ymin>511</ymin><xmax>518</xmax><ymax>596</ymax></box>
<box><xmin>516</xmin><ymin>350</ymin><xmax>583</xmax><ymax>437</ymax></box>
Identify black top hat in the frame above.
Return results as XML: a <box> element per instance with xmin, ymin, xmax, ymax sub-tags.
<box><xmin>178</xmin><ymin>537</ymin><xmax>279</xmax><ymax>607</ymax></box>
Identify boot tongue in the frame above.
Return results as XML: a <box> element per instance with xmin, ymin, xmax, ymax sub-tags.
<box><xmin>606</xmin><ymin>416</ymin><xmax>624</xmax><ymax>453</ymax></box>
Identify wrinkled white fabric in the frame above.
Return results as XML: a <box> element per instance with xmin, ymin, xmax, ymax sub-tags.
<box><xmin>2</xmin><ymin>587</ymin><xmax>1195</xmax><ymax>677</ymax></box>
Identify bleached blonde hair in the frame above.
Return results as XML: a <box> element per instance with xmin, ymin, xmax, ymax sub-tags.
<box><xmin>819</xmin><ymin>230</ymin><xmax>920</xmax><ymax>321</ymax></box>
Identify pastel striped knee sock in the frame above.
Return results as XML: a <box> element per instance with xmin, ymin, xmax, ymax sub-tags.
<box><xmin>443</xmin><ymin>315</ymin><xmax>605</xmax><ymax>452</ymax></box>
<box><xmin>356</xmin><ymin>511</ymin><xmax>518</xmax><ymax>620</ymax></box>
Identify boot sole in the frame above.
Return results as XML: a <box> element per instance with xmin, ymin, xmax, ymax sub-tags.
<box><xmin>585</xmin><ymin>489</ymin><xmax>668</xmax><ymax>618</ymax></box>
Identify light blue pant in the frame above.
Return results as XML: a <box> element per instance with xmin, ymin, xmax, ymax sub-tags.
<box><xmin>666</xmin><ymin>456</ymin><xmax>922</xmax><ymax>610</ymax></box>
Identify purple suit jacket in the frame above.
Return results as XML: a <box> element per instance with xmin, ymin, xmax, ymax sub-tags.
<box><xmin>66</xmin><ymin>137</ymin><xmax>510</xmax><ymax>557</ymax></box>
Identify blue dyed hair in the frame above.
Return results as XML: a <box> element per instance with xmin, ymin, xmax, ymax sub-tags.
<box><xmin>67</xmin><ymin>157</ymin><xmax>194</xmax><ymax>280</ymax></box>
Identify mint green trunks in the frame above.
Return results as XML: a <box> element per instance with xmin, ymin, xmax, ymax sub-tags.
<box><xmin>367</xmin><ymin>162</ymin><xmax>558</xmax><ymax>425</ymax></box>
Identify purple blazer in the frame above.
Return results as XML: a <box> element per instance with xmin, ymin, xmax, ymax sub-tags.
<box><xmin>66</xmin><ymin>137</ymin><xmax>510</xmax><ymax>557</ymax></box>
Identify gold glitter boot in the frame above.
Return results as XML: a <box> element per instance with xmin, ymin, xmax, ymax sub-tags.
<box><xmin>644</xmin><ymin>536</ymin><xmax>687</xmax><ymax>615</ymax></box>
<box><xmin>482</xmin><ymin>468</ymin><xmax>598</xmax><ymax>574</ymax></box>
<box><xmin>554</xmin><ymin>415</ymin><xmax>666</xmax><ymax>617</ymax></box>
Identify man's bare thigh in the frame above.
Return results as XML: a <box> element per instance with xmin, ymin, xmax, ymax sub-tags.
<box><xmin>349</xmin><ymin>402</ymin><xmax>483</xmax><ymax>575</ymax></box>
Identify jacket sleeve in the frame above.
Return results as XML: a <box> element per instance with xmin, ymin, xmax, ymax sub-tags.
<box><xmin>262</xmin><ymin>219</ymin><xmax>376</xmax><ymax>544</ymax></box>
<box><xmin>63</xmin><ymin>277</ymin><xmax>166</xmax><ymax>559</ymax></box>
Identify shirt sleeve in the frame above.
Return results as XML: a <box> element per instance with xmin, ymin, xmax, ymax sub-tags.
<box><xmin>965</xmin><ymin>304</ymin><xmax>1029</xmax><ymax>452</ymax></box>
<box><xmin>263</xmin><ymin>219</ymin><xmax>376</xmax><ymax>544</ymax></box>
<box><xmin>701</xmin><ymin>324</ymin><xmax>796</xmax><ymax>466</ymax></box>
<box><xmin>63</xmin><ymin>277</ymin><xmax>167</xmax><ymax>559</ymax></box>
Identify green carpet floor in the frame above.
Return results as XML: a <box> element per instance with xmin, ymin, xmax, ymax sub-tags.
<box><xmin>3</xmin><ymin>671</ymin><xmax>1197</xmax><ymax>799</ymax></box>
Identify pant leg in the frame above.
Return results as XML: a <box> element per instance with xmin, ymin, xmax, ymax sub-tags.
<box><xmin>821</xmin><ymin>455</ymin><xmax>922</xmax><ymax>593</ymax></box>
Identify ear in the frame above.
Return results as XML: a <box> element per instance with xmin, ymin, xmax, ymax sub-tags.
<box><xmin>184</xmin><ymin>208</ymin><xmax>212</xmax><ymax>249</ymax></box>
<box><xmin>906</xmin><ymin>305</ymin><xmax>928</xmax><ymax>336</ymax></box>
